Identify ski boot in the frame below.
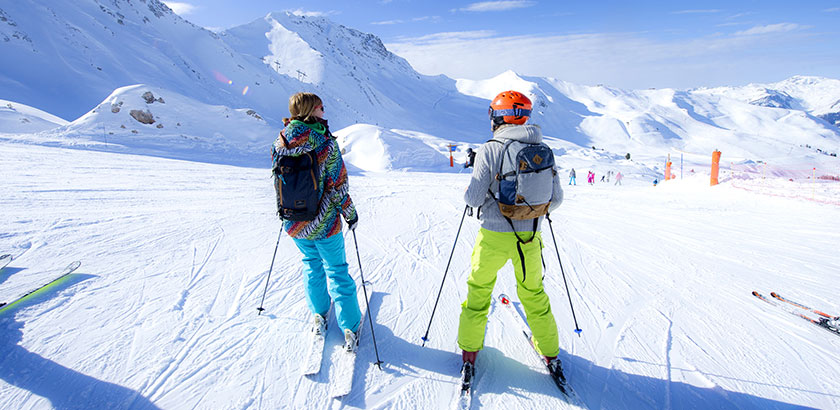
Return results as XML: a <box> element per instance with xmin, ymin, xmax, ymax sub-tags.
<box><xmin>312</xmin><ymin>313</ymin><xmax>327</xmax><ymax>336</ymax></box>
<box><xmin>343</xmin><ymin>327</ymin><xmax>360</xmax><ymax>353</ymax></box>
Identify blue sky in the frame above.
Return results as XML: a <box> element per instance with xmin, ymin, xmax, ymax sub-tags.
<box><xmin>163</xmin><ymin>1</ymin><xmax>840</xmax><ymax>89</ymax></box>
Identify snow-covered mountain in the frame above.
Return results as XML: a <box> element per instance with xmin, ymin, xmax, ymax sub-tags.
<box><xmin>458</xmin><ymin>71</ymin><xmax>840</xmax><ymax>163</ymax></box>
<box><xmin>2</xmin><ymin>0</ymin><xmax>839</xmax><ymax>171</ymax></box>
<box><xmin>0</xmin><ymin>0</ymin><xmax>486</xmax><ymax>139</ymax></box>
<box><xmin>0</xmin><ymin>99</ymin><xmax>67</xmax><ymax>134</ymax></box>
<box><xmin>696</xmin><ymin>76</ymin><xmax>840</xmax><ymax>126</ymax></box>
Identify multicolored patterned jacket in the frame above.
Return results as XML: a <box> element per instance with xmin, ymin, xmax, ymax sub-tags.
<box><xmin>273</xmin><ymin>119</ymin><xmax>357</xmax><ymax>240</ymax></box>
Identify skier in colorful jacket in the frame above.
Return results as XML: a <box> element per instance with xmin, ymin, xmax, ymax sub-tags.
<box><xmin>272</xmin><ymin>92</ymin><xmax>361</xmax><ymax>341</ymax></box>
<box><xmin>459</xmin><ymin>90</ymin><xmax>564</xmax><ymax>367</ymax></box>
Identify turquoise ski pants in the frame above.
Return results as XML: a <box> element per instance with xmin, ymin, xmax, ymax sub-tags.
<box><xmin>458</xmin><ymin>228</ymin><xmax>560</xmax><ymax>357</ymax></box>
<box><xmin>292</xmin><ymin>232</ymin><xmax>361</xmax><ymax>333</ymax></box>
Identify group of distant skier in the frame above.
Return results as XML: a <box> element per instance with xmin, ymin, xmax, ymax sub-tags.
<box><xmin>568</xmin><ymin>168</ymin><xmax>623</xmax><ymax>185</ymax></box>
<box><xmin>269</xmin><ymin>90</ymin><xmax>573</xmax><ymax>395</ymax></box>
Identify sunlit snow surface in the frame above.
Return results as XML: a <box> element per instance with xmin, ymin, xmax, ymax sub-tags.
<box><xmin>1</xmin><ymin>137</ymin><xmax>838</xmax><ymax>409</ymax></box>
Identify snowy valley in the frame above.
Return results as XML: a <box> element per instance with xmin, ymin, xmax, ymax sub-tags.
<box><xmin>2</xmin><ymin>1</ymin><xmax>840</xmax><ymax>409</ymax></box>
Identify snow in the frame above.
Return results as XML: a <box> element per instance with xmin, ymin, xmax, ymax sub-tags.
<box><xmin>0</xmin><ymin>99</ymin><xmax>67</xmax><ymax>134</ymax></box>
<box><xmin>2</xmin><ymin>2</ymin><xmax>840</xmax><ymax>408</ymax></box>
<box><xmin>2</xmin><ymin>137</ymin><xmax>839</xmax><ymax>409</ymax></box>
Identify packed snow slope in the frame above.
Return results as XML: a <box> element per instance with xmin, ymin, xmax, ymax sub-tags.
<box><xmin>2</xmin><ymin>139</ymin><xmax>839</xmax><ymax>409</ymax></box>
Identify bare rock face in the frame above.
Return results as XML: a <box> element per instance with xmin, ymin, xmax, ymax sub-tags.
<box><xmin>246</xmin><ymin>109</ymin><xmax>263</xmax><ymax>120</ymax></box>
<box><xmin>142</xmin><ymin>91</ymin><xmax>155</xmax><ymax>104</ymax></box>
<box><xmin>130</xmin><ymin>109</ymin><xmax>155</xmax><ymax>124</ymax></box>
<box><xmin>142</xmin><ymin>91</ymin><xmax>165</xmax><ymax>104</ymax></box>
<box><xmin>111</xmin><ymin>101</ymin><xmax>124</xmax><ymax>113</ymax></box>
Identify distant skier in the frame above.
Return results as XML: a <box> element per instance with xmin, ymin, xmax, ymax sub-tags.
<box><xmin>587</xmin><ymin>171</ymin><xmax>595</xmax><ymax>185</ymax></box>
<box><xmin>460</xmin><ymin>90</ymin><xmax>565</xmax><ymax>383</ymax></box>
<box><xmin>653</xmin><ymin>178</ymin><xmax>659</xmax><ymax>186</ymax></box>
<box><xmin>614</xmin><ymin>171</ymin><xmax>623</xmax><ymax>185</ymax></box>
<box><xmin>606</xmin><ymin>170</ymin><xmax>612</xmax><ymax>183</ymax></box>
<box><xmin>600</xmin><ymin>174</ymin><xmax>605</xmax><ymax>183</ymax></box>
<box><xmin>569</xmin><ymin>168</ymin><xmax>576</xmax><ymax>185</ymax></box>
<box><xmin>464</xmin><ymin>148</ymin><xmax>476</xmax><ymax>168</ymax></box>
<box><xmin>272</xmin><ymin>92</ymin><xmax>361</xmax><ymax>351</ymax></box>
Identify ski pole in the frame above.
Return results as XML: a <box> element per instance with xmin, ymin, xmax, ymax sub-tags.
<box><xmin>257</xmin><ymin>229</ymin><xmax>283</xmax><ymax>315</ymax></box>
<box><xmin>546</xmin><ymin>214</ymin><xmax>583</xmax><ymax>336</ymax></box>
<box><xmin>352</xmin><ymin>230</ymin><xmax>384</xmax><ymax>370</ymax></box>
<box><xmin>421</xmin><ymin>204</ymin><xmax>469</xmax><ymax>347</ymax></box>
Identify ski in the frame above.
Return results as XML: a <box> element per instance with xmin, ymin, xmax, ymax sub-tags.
<box><xmin>0</xmin><ymin>254</ymin><xmax>11</xmax><ymax>271</ymax></box>
<box><xmin>497</xmin><ymin>293</ymin><xmax>573</xmax><ymax>396</ymax></box>
<box><xmin>752</xmin><ymin>291</ymin><xmax>840</xmax><ymax>337</ymax></box>
<box><xmin>0</xmin><ymin>261</ymin><xmax>82</xmax><ymax>310</ymax></box>
<box><xmin>301</xmin><ymin>305</ymin><xmax>333</xmax><ymax>376</ymax></box>
<box><xmin>455</xmin><ymin>360</ymin><xmax>475</xmax><ymax>410</ymax></box>
<box><xmin>330</xmin><ymin>288</ymin><xmax>369</xmax><ymax>398</ymax></box>
<box><xmin>770</xmin><ymin>292</ymin><xmax>838</xmax><ymax>320</ymax></box>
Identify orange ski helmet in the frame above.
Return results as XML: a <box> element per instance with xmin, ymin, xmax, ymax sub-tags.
<box><xmin>489</xmin><ymin>91</ymin><xmax>532</xmax><ymax>125</ymax></box>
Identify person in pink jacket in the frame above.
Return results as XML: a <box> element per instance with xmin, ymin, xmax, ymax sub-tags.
<box><xmin>614</xmin><ymin>172</ymin><xmax>623</xmax><ymax>185</ymax></box>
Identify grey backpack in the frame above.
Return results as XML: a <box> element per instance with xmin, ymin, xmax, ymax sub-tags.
<box><xmin>494</xmin><ymin>140</ymin><xmax>556</xmax><ymax>221</ymax></box>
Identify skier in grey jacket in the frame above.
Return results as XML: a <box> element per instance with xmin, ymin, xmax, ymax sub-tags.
<box><xmin>459</xmin><ymin>90</ymin><xmax>565</xmax><ymax>382</ymax></box>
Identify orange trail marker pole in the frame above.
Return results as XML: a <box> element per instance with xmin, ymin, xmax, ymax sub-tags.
<box><xmin>710</xmin><ymin>150</ymin><xmax>721</xmax><ymax>186</ymax></box>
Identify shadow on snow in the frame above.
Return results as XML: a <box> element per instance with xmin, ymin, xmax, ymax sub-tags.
<box><xmin>0</xmin><ymin>271</ymin><xmax>160</xmax><ymax>410</ymax></box>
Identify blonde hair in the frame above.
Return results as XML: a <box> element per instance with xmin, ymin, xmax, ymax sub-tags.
<box><xmin>284</xmin><ymin>92</ymin><xmax>323</xmax><ymax>123</ymax></box>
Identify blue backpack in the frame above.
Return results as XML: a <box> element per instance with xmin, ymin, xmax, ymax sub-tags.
<box><xmin>495</xmin><ymin>140</ymin><xmax>556</xmax><ymax>220</ymax></box>
<box><xmin>272</xmin><ymin>149</ymin><xmax>322</xmax><ymax>221</ymax></box>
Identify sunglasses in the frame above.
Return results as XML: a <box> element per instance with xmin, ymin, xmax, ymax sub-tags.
<box><xmin>315</xmin><ymin>104</ymin><xmax>325</xmax><ymax>111</ymax></box>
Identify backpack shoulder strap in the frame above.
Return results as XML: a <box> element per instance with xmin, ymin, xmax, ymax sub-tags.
<box><xmin>497</xmin><ymin>140</ymin><xmax>517</xmax><ymax>181</ymax></box>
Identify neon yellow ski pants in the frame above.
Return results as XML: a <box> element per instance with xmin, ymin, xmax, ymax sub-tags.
<box><xmin>458</xmin><ymin>228</ymin><xmax>559</xmax><ymax>357</ymax></box>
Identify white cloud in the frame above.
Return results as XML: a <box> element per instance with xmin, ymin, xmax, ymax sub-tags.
<box><xmin>385</xmin><ymin>29</ymin><xmax>832</xmax><ymax>89</ymax></box>
<box><xmin>824</xmin><ymin>8</ymin><xmax>840</xmax><ymax>12</ymax></box>
<box><xmin>671</xmin><ymin>9</ymin><xmax>721</xmax><ymax>14</ymax></box>
<box><xmin>289</xmin><ymin>8</ymin><xmax>338</xmax><ymax>18</ymax></box>
<box><xmin>735</xmin><ymin>23</ymin><xmax>801</xmax><ymax>36</ymax></box>
<box><xmin>372</xmin><ymin>16</ymin><xmax>440</xmax><ymax>25</ymax></box>
<box><xmin>372</xmin><ymin>19</ymin><xmax>404</xmax><ymax>25</ymax></box>
<box><xmin>457</xmin><ymin>1</ymin><xmax>536</xmax><ymax>12</ymax></box>
<box><xmin>162</xmin><ymin>2</ymin><xmax>197</xmax><ymax>15</ymax></box>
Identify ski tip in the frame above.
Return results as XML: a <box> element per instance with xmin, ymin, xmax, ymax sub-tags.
<box><xmin>67</xmin><ymin>261</ymin><xmax>82</xmax><ymax>271</ymax></box>
<box><xmin>751</xmin><ymin>291</ymin><xmax>760</xmax><ymax>296</ymax></box>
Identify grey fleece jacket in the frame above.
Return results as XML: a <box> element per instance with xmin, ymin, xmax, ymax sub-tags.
<box><xmin>464</xmin><ymin>124</ymin><xmax>563</xmax><ymax>233</ymax></box>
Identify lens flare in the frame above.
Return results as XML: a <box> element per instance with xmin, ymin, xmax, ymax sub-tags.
<box><xmin>212</xmin><ymin>70</ymin><xmax>230</xmax><ymax>84</ymax></box>
<box><xmin>241</xmin><ymin>86</ymin><xmax>249</xmax><ymax>96</ymax></box>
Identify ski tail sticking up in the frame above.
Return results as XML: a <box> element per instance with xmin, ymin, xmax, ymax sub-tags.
<box><xmin>0</xmin><ymin>261</ymin><xmax>82</xmax><ymax>311</ymax></box>
<box><xmin>752</xmin><ymin>291</ymin><xmax>840</xmax><ymax>337</ymax></box>
<box><xmin>0</xmin><ymin>254</ymin><xmax>11</xmax><ymax>271</ymax></box>
<box><xmin>497</xmin><ymin>293</ymin><xmax>573</xmax><ymax>397</ymax></box>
